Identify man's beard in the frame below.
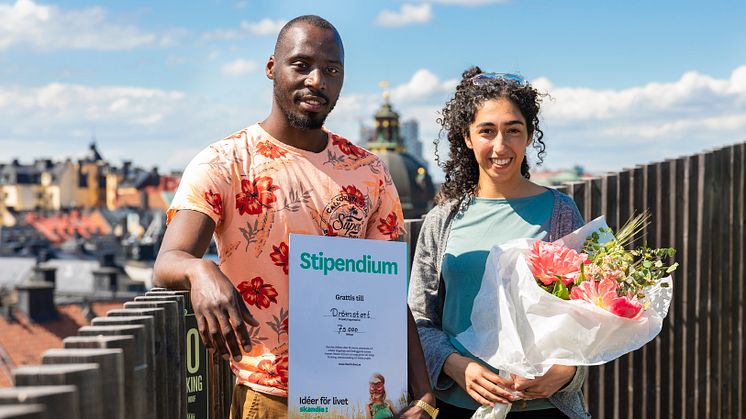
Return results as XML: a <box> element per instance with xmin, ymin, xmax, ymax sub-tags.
<box><xmin>274</xmin><ymin>87</ymin><xmax>336</xmax><ymax>130</ymax></box>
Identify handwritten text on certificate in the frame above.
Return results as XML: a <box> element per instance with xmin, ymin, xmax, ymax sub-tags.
<box><xmin>288</xmin><ymin>234</ymin><xmax>408</xmax><ymax>418</ymax></box>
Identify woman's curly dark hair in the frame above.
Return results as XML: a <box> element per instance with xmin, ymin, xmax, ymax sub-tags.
<box><xmin>435</xmin><ymin>66</ymin><xmax>547</xmax><ymax>204</ymax></box>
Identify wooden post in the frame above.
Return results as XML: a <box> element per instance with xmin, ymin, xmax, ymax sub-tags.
<box><xmin>106</xmin><ymin>308</ymin><xmax>170</xmax><ymax>419</ymax></box>
<box><xmin>0</xmin><ymin>386</ymin><xmax>79</xmax><ymax>419</ymax></box>
<box><xmin>13</xmin><ymin>364</ymin><xmax>102</xmax><ymax>419</ymax></box>
<box><xmin>78</xmin><ymin>324</ymin><xmax>149</xmax><ymax>419</ymax></box>
<box><xmin>123</xmin><ymin>300</ymin><xmax>185</xmax><ymax>419</ymax></box>
<box><xmin>62</xmin><ymin>335</ymin><xmax>135</xmax><ymax>419</ymax></box>
<box><xmin>41</xmin><ymin>348</ymin><xmax>124</xmax><ymax>419</ymax></box>
<box><xmin>0</xmin><ymin>405</ymin><xmax>46</xmax><ymax>419</ymax></box>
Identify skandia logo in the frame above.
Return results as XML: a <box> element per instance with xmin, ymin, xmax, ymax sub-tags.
<box><xmin>299</xmin><ymin>251</ymin><xmax>399</xmax><ymax>276</ymax></box>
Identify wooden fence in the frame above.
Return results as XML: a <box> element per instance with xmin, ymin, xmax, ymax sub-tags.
<box><xmin>555</xmin><ymin>142</ymin><xmax>745</xmax><ymax>418</ymax></box>
<box><xmin>1</xmin><ymin>141</ymin><xmax>743</xmax><ymax>418</ymax></box>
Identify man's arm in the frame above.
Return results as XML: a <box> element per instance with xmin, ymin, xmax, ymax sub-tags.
<box><xmin>153</xmin><ymin>209</ymin><xmax>258</xmax><ymax>361</ymax></box>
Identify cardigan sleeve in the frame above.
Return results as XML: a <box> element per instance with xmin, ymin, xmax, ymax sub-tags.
<box><xmin>407</xmin><ymin>207</ymin><xmax>459</xmax><ymax>391</ymax></box>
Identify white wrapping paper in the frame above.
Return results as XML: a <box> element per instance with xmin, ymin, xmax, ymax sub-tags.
<box><xmin>455</xmin><ymin>216</ymin><xmax>673</xmax><ymax>379</ymax></box>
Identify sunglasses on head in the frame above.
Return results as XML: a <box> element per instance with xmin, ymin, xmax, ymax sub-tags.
<box><xmin>470</xmin><ymin>72</ymin><xmax>527</xmax><ymax>86</ymax></box>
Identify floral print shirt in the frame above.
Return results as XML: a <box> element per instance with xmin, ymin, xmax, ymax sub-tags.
<box><xmin>167</xmin><ymin>123</ymin><xmax>405</xmax><ymax>396</ymax></box>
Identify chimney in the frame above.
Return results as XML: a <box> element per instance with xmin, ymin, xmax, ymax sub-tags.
<box><xmin>32</xmin><ymin>264</ymin><xmax>57</xmax><ymax>286</ymax></box>
<box><xmin>15</xmin><ymin>282</ymin><xmax>58</xmax><ymax>322</ymax></box>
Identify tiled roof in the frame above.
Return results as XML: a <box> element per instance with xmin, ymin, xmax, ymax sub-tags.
<box><xmin>114</xmin><ymin>188</ymin><xmax>169</xmax><ymax>211</ymax></box>
<box><xmin>0</xmin><ymin>300</ymin><xmax>126</xmax><ymax>387</ymax></box>
<box><xmin>25</xmin><ymin>211</ymin><xmax>111</xmax><ymax>244</ymax></box>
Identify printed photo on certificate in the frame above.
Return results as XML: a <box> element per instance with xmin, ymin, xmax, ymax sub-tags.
<box><xmin>288</xmin><ymin>234</ymin><xmax>408</xmax><ymax>418</ymax></box>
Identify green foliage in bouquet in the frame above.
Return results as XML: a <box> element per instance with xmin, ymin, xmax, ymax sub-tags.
<box><xmin>580</xmin><ymin>212</ymin><xmax>679</xmax><ymax>302</ymax></box>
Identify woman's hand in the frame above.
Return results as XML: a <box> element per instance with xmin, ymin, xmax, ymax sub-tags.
<box><xmin>443</xmin><ymin>353</ymin><xmax>522</xmax><ymax>406</ymax></box>
<box><xmin>511</xmin><ymin>365</ymin><xmax>576</xmax><ymax>400</ymax></box>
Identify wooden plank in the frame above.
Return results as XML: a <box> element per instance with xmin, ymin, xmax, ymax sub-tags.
<box><xmin>674</xmin><ymin>155</ymin><xmax>704</xmax><ymax>417</ymax></box>
<box><xmin>693</xmin><ymin>152</ymin><xmax>711</xmax><ymax>419</ymax></box>
<box><xmin>716</xmin><ymin>147</ymin><xmax>731</xmax><ymax>418</ymax></box>
<box><xmin>643</xmin><ymin>163</ymin><xmax>659</xmax><ymax>419</ymax></box>
<box><xmin>735</xmin><ymin>143</ymin><xmax>746</xmax><ymax>418</ymax></box>
<box><xmin>568</xmin><ymin>181</ymin><xmax>588</xmax><ymax>220</ymax></box>
<box><xmin>700</xmin><ymin>152</ymin><xmax>723</xmax><ymax>417</ymax></box>
<box><xmin>602</xmin><ymin>173</ymin><xmax>619</xmax><ymax>419</ymax></box>
<box><xmin>590</xmin><ymin>177</ymin><xmax>603</xmax><ymax>219</ymax></box>
<box><xmin>617</xmin><ymin>170</ymin><xmax>632</xmax><ymax>419</ymax></box>
<box><xmin>656</xmin><ymin>160</ymin><xmax>673</xmax><ymax>419</ymax></box>
<box><xmin>583</xmin><ymin>177</ymin><xmax>604</xmax><ymax>415</ymax></box>
<box><xmin>630</xmin><ymin>166</ymin><xmax>646</xmax><ymax>418</ymax></box>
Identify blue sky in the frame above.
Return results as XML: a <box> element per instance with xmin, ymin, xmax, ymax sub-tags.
<box><xmin>1</xmin><ymin>0</ymin><xmax>745</xmax><ymax>181</ymax></box>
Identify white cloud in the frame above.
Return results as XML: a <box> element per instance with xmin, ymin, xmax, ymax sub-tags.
<box><xmin>375</xmin><ymin>3</ymin><xmax>432</xmax><ymax>27</ymax></box>
<box><xmin>240</xmin><ymin>18</ymin><xmax>287</xmax><ymax>36</ymax></box>
<box><xmin>529</xmin><ymin>66</ymin><xmax>746</xmax><ymax>172</ymax></box>
<box><xmin>201</xmin><ymin>28</ymin><xmax>242</xmax><ymax>42</ymax></box>
<box><xmin>4</xmin><ymin>66</ymin><xmax>746</xmax><ymax>181</ymax></box>
<box><xmin>0</xmin><ymin>0</ymin><xmax>160</xmax><ymax>51</ymax></box>
<box><xmin>221</xmin><ymin>59</ymin><xmax>258</xmax><ymax>76</ymax></box>
<box><xmin>390</xmin><ymin>69</ymin><xmax>456</xmax><ymax>102</ymax></box>
<box><xmin>326</xmin><ymin>65</ymin><xmax>746</xmax><ymax>179</ymax></box>
<box><xmin>0</xmin><ymin>81</ymin><xmax>266</xmax><ymax>170</ymax></box>
<box><xmin>202</xmin><ymin>18</ymin><xmax>286</xmax><ymax>42</ymax></box>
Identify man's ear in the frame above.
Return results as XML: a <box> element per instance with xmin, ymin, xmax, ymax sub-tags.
<box><xmin>266</xmin><ymin>55</ymin><xmax>275</xmax><ymax>80</ymax></box>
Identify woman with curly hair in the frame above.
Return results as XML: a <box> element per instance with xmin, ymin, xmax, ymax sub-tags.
<box><xmin>408</xmin><ymin>67</ymin><xmax>590</xmax><ymax>418</ymax></box>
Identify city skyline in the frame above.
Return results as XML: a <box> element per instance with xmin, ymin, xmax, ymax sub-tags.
<box><xmin>1</xmin><ymin>0</ymin><xmax>745</xmax><ymax>181</ymax></box>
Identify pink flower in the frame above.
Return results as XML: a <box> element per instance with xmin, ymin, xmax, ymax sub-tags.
<box><xmin>527</xmin><ymin>241</ymin><xmax>588</xmax><ymax>286</ymax></box>
<box><xmin>569</xmin><ymin>278</ymin><xmax>644</xmax><ymax>319</ymax></box>
<box><xmin>608</xmin><ymin>296</ymin><xmax>644</xmax><ymax>320</ymax></box>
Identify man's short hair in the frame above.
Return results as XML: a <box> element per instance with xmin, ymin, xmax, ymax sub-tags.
<box><xmin>274</xmin><ymin>15</ymin><xmax>342</xmax><ymax>56</ymax></box>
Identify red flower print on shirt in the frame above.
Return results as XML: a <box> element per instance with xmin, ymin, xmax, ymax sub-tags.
<box><xmin>204</xmin><ymin>190</ymin><xmax>223</xmax><ymax>222</ymax></box>
<box><xmin>256</xmin><ymin>141</ymin><xmax>288</xmax><ymax>159</ymax></box>
<box><xmin>324</xmin><ymin>225</ymin><xmax>338</xmax><ymax>237</ymax></box>
<box><xmin>270</xmin><ymin>242</ymin><xmax>289</xmax><ymax>274</ymax></box>
<box><xmin>281</xmin><ymin>317</ymin><xmax>288</xmax><ymax>334</ymax></box>
<box><xmin>377</xmin><ymin>212</ymin><xmax>402</xmax><ymax>240</ymax></box>
<box><xmin>341</xmin><ymin>185</ymin><xmax>366</xmax><ymax>208</ymax></box>
<box><xmin>332</xmin><ymin>135</ymin><xmax>366</xmax><ymax>158</ymax></box>
<box><xmin>237</xmin><ymin>277</ymin><xmax>279</xmax><ymax>309</ymax></box>
<box><xmin>248</xmin><ymin>356</ymin><xmax>288</xmax><ymax>389</ymax></box>
<box><xmin>235</xmin><ymin>177</ymin><xmax>279</xmax><ymax>215</ymax></box>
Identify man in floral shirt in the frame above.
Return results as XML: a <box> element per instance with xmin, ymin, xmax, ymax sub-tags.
<box><xmin>154</xmin><ymin>15</ymin><xmax>435</xmax><ymax>419</ymax></box>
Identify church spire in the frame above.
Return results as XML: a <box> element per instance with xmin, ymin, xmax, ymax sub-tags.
<box><xmin>367</xmin><ymin>80</ymin><xmax>404</xmax><ymax>152</ymax></box>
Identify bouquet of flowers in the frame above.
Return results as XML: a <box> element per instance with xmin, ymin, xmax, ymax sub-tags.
<box><xmin>455</xmin><ymin>214</ymin><xmax>677</xmax><ymax>419</ymax></box>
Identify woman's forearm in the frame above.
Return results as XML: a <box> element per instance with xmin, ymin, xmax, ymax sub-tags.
<box><xmin>407</xmin><ymin>308</ymin><xmax>436</xmax><ymax>405</ymax></box>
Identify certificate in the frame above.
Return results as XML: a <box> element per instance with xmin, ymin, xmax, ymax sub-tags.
<box><xmin>288</xmin><ymin>234</ymin><xmax>408</xmax><ymax>418</ymax></box>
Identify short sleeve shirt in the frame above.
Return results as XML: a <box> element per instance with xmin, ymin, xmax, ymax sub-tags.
<box><xmin>167</xmin><ymin>123</ymin><xmax>405</xmax><ymax>396</ymax></box>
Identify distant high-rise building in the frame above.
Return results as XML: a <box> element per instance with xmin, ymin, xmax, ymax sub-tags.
<box><xmin>400</xmin><ymin>119</ymin><xmax>426</xmax><ymax>169</ymax></box>
<box><xmin>359</xmin><ymin>123</ymin><xmax>375</xmax><ymax>146</ymax></box>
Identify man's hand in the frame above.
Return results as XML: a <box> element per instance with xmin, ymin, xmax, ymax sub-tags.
<box><xmin>187</xmin><ymin>259</ymin><xmax>259</xmax><ymax>361</ymax></box>
<box><xmin>444</xmin><ymin>353</ymin><xmax>522</xmax><ymax>406</ymax></box>
<box><xmin>511</xmin><ymin>365</ymin><xmax>576</xmax><ymax>400</ymax></box>
<box><xmin>153</xmin><ymin>209</ymin><xmax>259</xmax><ymax>362</ymax></box>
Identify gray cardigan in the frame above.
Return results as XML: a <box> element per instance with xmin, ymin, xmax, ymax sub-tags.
<box><xmin>408</xmin><ymin>189</ymin><xmax>591</xmax><ymax>418</ymax></box>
